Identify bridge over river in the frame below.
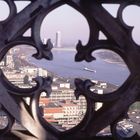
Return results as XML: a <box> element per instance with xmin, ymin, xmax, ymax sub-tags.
<box><xmin>52</xmin><ymin>47</ymin><xmax>76</xmax><ymax>52</ymax></box>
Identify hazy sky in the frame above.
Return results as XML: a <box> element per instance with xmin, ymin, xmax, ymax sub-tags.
<box><xmin>0</xmin><ymin>1</ymin><xmax>140</xmax><ymax>46</ymax></box>
<box><xmin>40</xmin><ymin>5</ymin><xmax>89</xmax><ymax>45</ymax></box>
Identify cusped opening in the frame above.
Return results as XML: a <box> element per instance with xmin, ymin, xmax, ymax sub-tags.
<box><xmin>40</xmin><ymin>4</ymin><xmax>90</xmax><ymax>46</ymax></box>
<box><xmin>39</xmin><ymin>89</ymin><xmax>86</xmax><ymax>131</ymax></box>
<box><xmin>123</xmin><ymin>5</ymin><xmax>140</xmax><ymax>45</ymax></box>
<box><xmin>0</xmin><ymin>1</ymin><xmax>10</xmax><ymax>21</ymax></box>
<box><xmin>0</xmin><ymin>45</ymin><xmax>48</xmax><ymax>88</ymax></box>
<box><xmin>92</xmin><ymin>49</ymin><xmax>130</xmax><ymax>89</ymax></box>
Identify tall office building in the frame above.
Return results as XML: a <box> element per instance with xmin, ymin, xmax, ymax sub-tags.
<box><xmin>43</xmin><ymin>38</ymin><xmax>47</xmax><ymax>45</ymax></box>
<box><xmin>5</xmin><ymin>49</ymin><xmax>14</xmax><ymax>69</ymax></box>
<box><xmin>55</xmin><ymin>31</ymin><xmax>61</xmax><ymax>48</ymax></box>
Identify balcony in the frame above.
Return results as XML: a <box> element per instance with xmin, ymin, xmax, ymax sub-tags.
<box><xmin>0</xmin><ymin>0</ymin><xmax>139</xmax><ymax>140</ymax></box>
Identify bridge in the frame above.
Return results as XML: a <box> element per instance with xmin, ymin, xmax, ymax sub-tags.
<box><xmin>52</xmin><ymin>47</ymin><xmax>76</xmax><ymax>52</ymax></box>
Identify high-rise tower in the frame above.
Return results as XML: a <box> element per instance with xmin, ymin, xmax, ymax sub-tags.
<box><xmin>55</xmin><ymin>31</ymin><xmax>61</xmax><ymax>48</ymax></box>
<box><xmin>43</xmin><ymin>38</ymin><xmax>47</xmax><ymax>45</ymax></box>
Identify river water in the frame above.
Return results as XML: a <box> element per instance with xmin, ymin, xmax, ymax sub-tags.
<box><xmin>30</xmin><ymin>50</ymin><xmax>130</xmax><ymax>86</ymax></box>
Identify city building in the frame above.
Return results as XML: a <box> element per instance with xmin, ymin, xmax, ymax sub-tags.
<box><xmin>43</xmin><ymin>38</ymin><xmax>47</xmax><ymax>45</ymax></box>
<box><xmin>5</xmin><ymin>50</ymin><xmax>14</xmax><ymax>69</ymax></box>
<box><xmin>21</xmin><ymin>66</ymin><xmax>47</xmax><ymax>77</ymax></box>
<box><xmin>55</xmin><ymin>31</ymin><xmax>61</xmax><ymax>48</ymax></box>
<box><xmin>4</xmin><ymin>71</ymin><xmax>25</xmax><ymax>83</ymax></box>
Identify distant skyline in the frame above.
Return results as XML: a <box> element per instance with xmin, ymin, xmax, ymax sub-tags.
<box><xmin>0</xmin><ymin>1</ymin><xmax>140</xmax><ymax>46</ymax></box>
<box><xmin>55</xmin><ymin>31</ymin><xmax>62</xmax><ymax>47</ymax></box>
<box><xmin>40</xmin><ymin>4</ymin><xmax>89</xmax><ymax>46</ymax></box>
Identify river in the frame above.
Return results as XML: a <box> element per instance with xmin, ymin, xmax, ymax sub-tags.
<box><xmin>29</xmin><ymin>50</ymin><xmax>130</xmax><ymax>86</ymax></box>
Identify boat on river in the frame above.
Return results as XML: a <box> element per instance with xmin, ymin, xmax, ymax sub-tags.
<box><xmin>83</xmin><ymin>67</ymin><xmax>96</xmax><ymax>73</ymax></box>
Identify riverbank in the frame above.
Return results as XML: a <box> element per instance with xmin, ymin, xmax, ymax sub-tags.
<box><xmin>94</xmin><ymin>51</ymin><xmax>126</xmax><ymax>67</ymax></box>
<box><xmin>102</xmin><ymin>59</ymin><xmax>126</xmax><ymax>67</ymax></box>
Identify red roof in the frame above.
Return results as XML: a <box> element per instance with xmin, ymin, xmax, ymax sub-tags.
<box><xmin>44</xmin><ymin>107</ymin><xmax>63</xmax><ymax>114</ymax></box>
<box><xmin>40</xmin><ymin>98</ymin><xmax>50</xmax><ymax>105</ymax></box>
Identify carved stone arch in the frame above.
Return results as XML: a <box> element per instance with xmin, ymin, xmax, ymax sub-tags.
<box><xmin>0</xmin><ymin>1</ymin><xmax>139</xmax><ymax>140</ymax></box>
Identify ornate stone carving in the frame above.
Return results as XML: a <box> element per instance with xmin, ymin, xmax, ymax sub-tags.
<box><xmin>0</xmin><ymin>0</ymin><xmax>139</xmax><ymax>139</ymax></box>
